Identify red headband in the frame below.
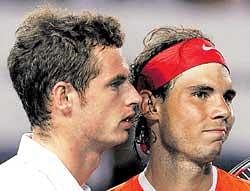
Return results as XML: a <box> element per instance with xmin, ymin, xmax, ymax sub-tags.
<box><xmin>140</xmin><ymin>38</ymin><xmax>229</xmax><ymax>90</ymax></box>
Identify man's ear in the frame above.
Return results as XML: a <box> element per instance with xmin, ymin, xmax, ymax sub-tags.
<box><xmin>51</xmin><ymin>82</ymin><xmax>74</xmax><ymax>116</ymax></box>
<box><xmin>140</xmin><ymin>90</ymin><xmax>159</xmax><ymax>120</ymax></box>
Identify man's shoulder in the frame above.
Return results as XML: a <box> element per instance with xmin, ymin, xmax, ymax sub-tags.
<box><xmin>107</xmin><ymin>175</ymin><xmax>143</xmax><ymax>191</ymax></box>
<box><xmin>217</xmin><ymin>168</ymin><xmax>250</xmax><ymax>190</ymax></box>
<box><xmin>0</xmin><ymin>154</ymin><xmax>34</xmax><ymax>174</ymax></box>
<box><xmin>0</xmin><ymin>156</ymin><xmax>56</xmax><ymax>191</ymax></box>
<box><xmin>0</xmin><ymin>155</ymin><xmax>19</xmax><ymax>173</ymax></box>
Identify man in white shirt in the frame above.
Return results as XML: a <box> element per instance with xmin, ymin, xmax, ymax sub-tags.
<box><xmin>0</xmin><ymin>5</ymin><xmax>141</xmax><ymax>191</ymax></box>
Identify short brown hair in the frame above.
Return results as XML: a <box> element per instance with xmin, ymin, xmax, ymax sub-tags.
<box><xmin>8</xmin><ymin>6</ymin><xmax>124</xmax><ymax>129</ymax></box>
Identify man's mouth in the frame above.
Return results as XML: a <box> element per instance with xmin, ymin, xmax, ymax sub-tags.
<box><xmin>202</xmin><ymin>127</ymin><xmax>228</xmax><ymax>141</ymax></box>
<box><xmin>122</xmin><ymin>113</ymin><xmax>136</xmax><ymax>123</ymax></box>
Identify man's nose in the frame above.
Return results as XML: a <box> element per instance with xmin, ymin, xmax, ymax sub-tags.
<box><xmin>210</xmin><ymin>96</ymin><xmax>232</xmax><ymax>121</ymax></box>
<box><xmin>125</xmin><ymin>84</ymin><xmax>142</xmax><ymax>106</ymax></box>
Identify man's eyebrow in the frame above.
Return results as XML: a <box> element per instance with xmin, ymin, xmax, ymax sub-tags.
<box><xmin>187</xmin><ymin>85</ymin><xmax>214</xmax><ymax>92</ymax></box>
<box><xmin>105</xmin><ymin>74</ymin><xmax>127</xmax><ymax>87</ymax></box>
<box><xmin>188</xmin><ymin>85</ymin><xmax>236</xmax><ymax>96</ymax></box>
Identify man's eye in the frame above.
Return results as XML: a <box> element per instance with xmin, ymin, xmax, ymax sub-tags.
<box><xmin>192</xmin><ymin>91</ymin><xmax>209</xmax><ymax>99</ymax></box>
<box><xmin>110</xmin><ymin>80</ymin><xmax>123</xmax><ymax>89</ymax></box>
<box><xmin>107</xmin><ymin>75</ymin><xmax>127</xmax><ymax>90</ymax></box>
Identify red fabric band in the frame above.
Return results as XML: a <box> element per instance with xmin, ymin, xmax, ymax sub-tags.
<box><xmin>140</xmin><ymin>38</ymin><xmax>229</xmax><ymax>90</ymax></box>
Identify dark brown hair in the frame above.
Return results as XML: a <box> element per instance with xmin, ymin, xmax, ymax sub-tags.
<box><xmin>131</xmin><ymin>26</ymin><xmax>210</xmax><ymax>154</ymax></box>
<box><xmin>8</xmin><ymin>6</ymin><xmax>124</xmax><ymax>129</ymax></box>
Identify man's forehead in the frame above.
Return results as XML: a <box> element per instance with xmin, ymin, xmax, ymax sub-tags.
<box><xmin>180</xmin><ymin>63</ymin><xmax>230</xmax><ymax>77</ymax></box>
<box><xmin>173</xmin><ymin>63</ymin><xmax>232</xmax><ymax>88</ymax></box>
<box><xmin>116</xmin><ymin>48</ymin><xmax>128</xmax><ymax>69</ymax></box>
<box><xmin>92</xmin><ymin>47</ymin><xmax>113</xmax><ymax>63</ymax></box>
<box><xmin>93</xmin><ymin>46</ymin><xmax>123</xmax><ymax>61</ymax></box>
<box><xmin>92</xmin><ymin>46</ymin><xmax>129</xmax><ymax>76</ymax></box>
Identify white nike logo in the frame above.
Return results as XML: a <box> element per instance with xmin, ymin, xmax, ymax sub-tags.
<box><xmin>202</xmin><ymin>44</ymin><xmax>215</xmax><ymax>51</ymax></box>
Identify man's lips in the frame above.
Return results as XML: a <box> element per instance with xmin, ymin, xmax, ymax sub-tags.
<box><xmin>122</xmin><ymin>112</ymin><xmax>136</xmax><ymax>122</ymax></box>
<box><xmin>120</xmin><ymin>113</ymin><xmax>136</xmax><ymax>129</ymax></box>
<box><xmin>202</xmin><ymin>127</ymin><xmax>227</xmax><ymax>140</ymax></box>
<box><xmin>203</xmin><ymin>128</ymin><xmax>227</xmax><ymax>133</ymax></box>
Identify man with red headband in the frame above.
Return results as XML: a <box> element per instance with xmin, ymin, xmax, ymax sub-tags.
<box><xmin>109</xmin><ymin>27</ymin><xmax>250</xmax><ymax>190</ymax></box>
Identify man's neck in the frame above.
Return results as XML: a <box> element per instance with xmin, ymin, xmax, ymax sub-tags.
<box><xmin>32</xmin><ymin>130</ymin><xmax>102</xmax><ymax>186</ymax></box>
<box><xmin>145</xmin><ymin>147</ymin><xmax>214</xmax><ymax>191</ymax></box>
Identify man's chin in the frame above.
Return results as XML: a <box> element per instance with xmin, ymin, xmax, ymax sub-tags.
<box><xmin>197</xmin><ymin>149</ymin><xmax>221</xmax><ymax>164</ymax></box>
<box><xmin>106</xmin><ymin>133</ymin><xmax>129</xmax><ymax>148</ymax></box>
<box><xmin>203</xmin><ymin>142</ymin><xmax>222</xmax><ymax>159</ymax></box>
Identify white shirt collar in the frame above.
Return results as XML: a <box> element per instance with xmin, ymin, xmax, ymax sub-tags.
<box><xmin>138</xmin><ymin>165</ymin><xmax>217</xmax><ymax>191</ymax></box>
<box><xmin>17</xmin><ymin>133</ymin><xmax>91</xmax><ymax>191</ymax></box>
<box><xmin>138</xmin><ymin>167</ymin><xmax>156</xmax><ymax>191</ymax></box>
<box><xmin>209</xmin><ymin>165</ymin><xmax>217</xmax><ymax>191</ymax></box>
